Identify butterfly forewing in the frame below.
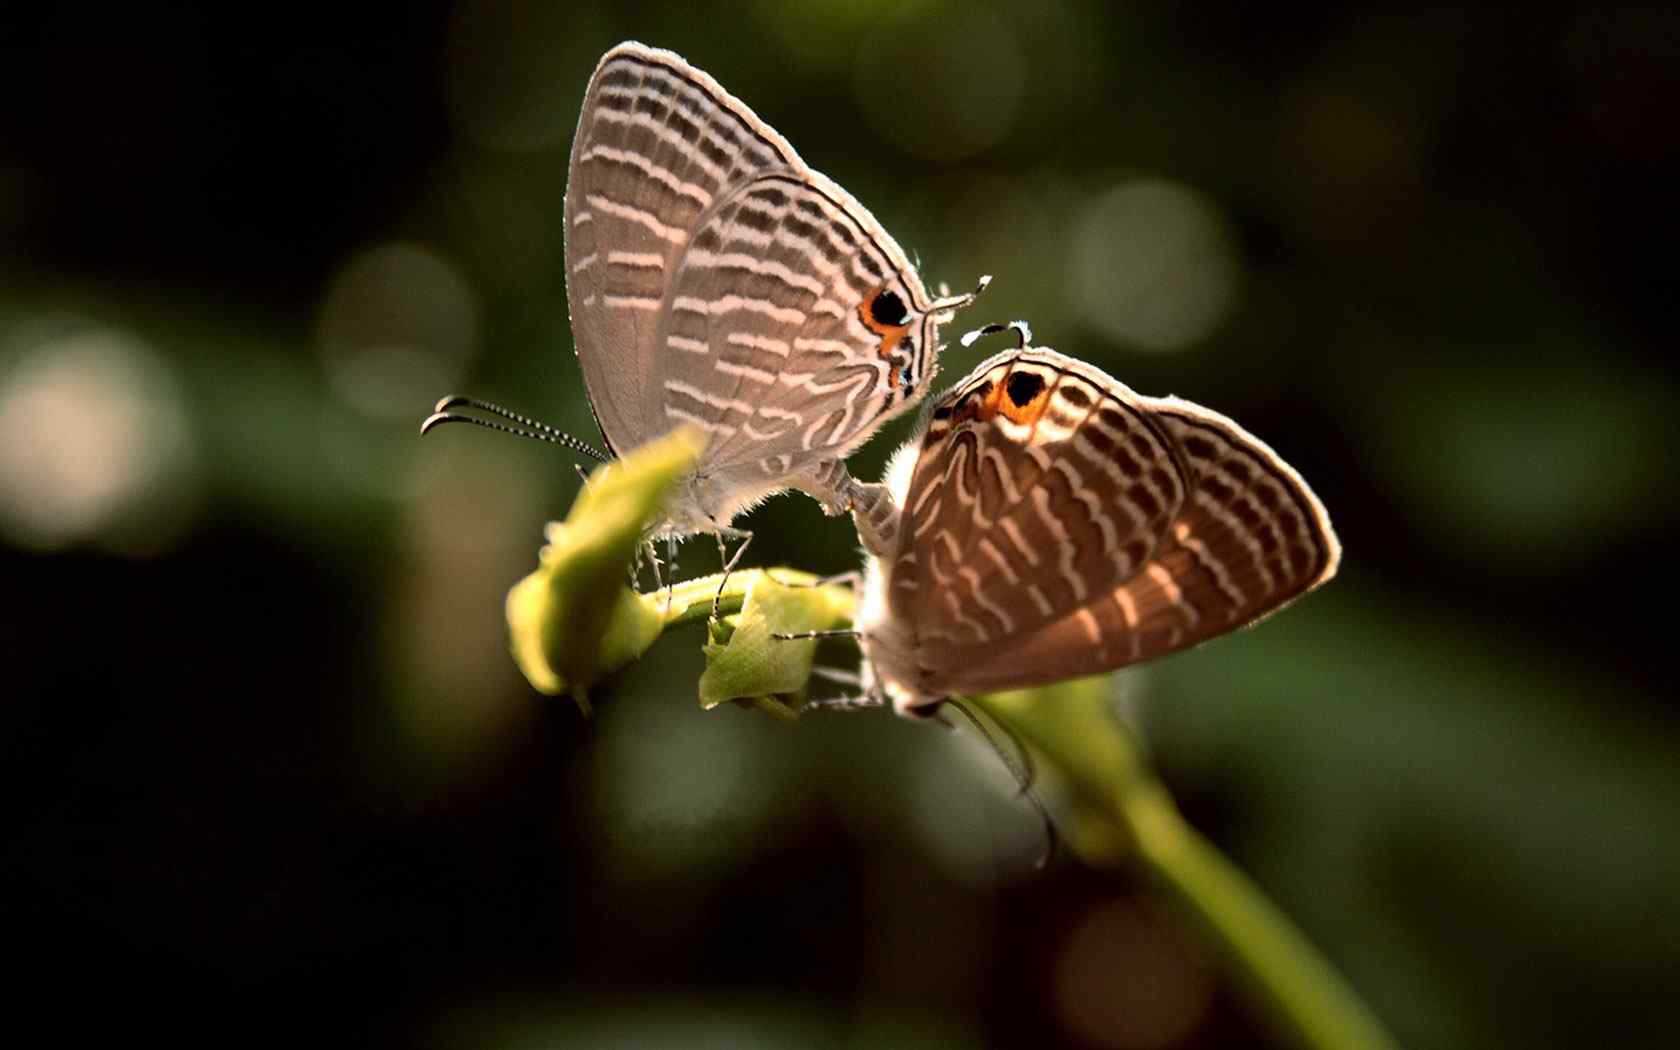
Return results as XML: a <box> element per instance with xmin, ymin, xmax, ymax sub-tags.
<box><xmin>892</xmin><ymin>350</ymin><xmax>1191</xmax><ymax>665</ymax></box>
<box><xmin>564</xmin><ymin>42</ymin><xmax>799</xmax><ymax>454</ymax></box>
<box><xmin>938</xmin><ymin>386</ymin><xmax>1340</xmax><ymax>695</ymax></box>
<box><xmin>649</xmin><ymin>173</ymin><xmax>936</xmax><ymax>499</ymax></box>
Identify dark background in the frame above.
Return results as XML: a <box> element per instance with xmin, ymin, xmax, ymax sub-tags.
<box><xmin>5</xmin><ymin>3</ymin><xmax>1678</xmax><ymax>1047</ymax></box>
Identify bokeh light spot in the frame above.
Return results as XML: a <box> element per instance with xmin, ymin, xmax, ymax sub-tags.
<box><xmin>1072</xmin><ymin>178</ymin><xmax>1241</xmax><ymax>352</ymax></box>
<box><xmin>0</xmin><ymin>323</ymin><xmax>198</xmax><ymax>554</ymax></box>
<box><xmin>592</xmin><ymin>674</ymin><xmax>785</xmax><ymax>882</ymax></box>
<box><xmin>854</xmin><ymin>5</ymin><xmax>1024</xmax><ymax>162</ymax></box>
<box><xmin>317</xmin><ymin>241</ymin><xmax>479</xmax><ymax>419</ymax></box>
<box><xmin>1052</xmin><ymin>898</ymin><xmax>1215</xmax><ymax>1049</ymax></box>
<box><xmin>381</xmin><ymin>439</ymin><xmax>552</xmax><ymax>784</ymax></box>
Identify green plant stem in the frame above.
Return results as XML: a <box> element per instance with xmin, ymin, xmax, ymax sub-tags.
<box><xmin>972</xmin><ymin>692</ymin><xmax>1398</xmax><ymax>1050</ymax></box>
<box><xmin>1128</xmin><ymin>784</ymin><xmax>1395</xmax><ymax>1050</ymax></box>
<box><xmin>655</xmin><ymin>569</ymin><xmax>837</xmax><ymax>629</ymax></box>
<box><xmin>640</xmin><ymin>566</ymin><xmax>1395</xmax><ymax>1050</ymax></box>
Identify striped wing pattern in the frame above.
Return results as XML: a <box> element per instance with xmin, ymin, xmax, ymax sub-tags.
<box><xmin>565</xmin><ymin>43</ymin><xmax>798</xmax><ymax>455</ymax></box>
<box><xmin>891</xmin><ymin>349</ymin><xmax>1189</xmax><ymax>666</ymax></box>
<box><xmin>650</xmin><ymin>174</ymin><xmax>938</xmax><ymax>500</ymax></box>
<box><xmin>564</xmin><ymin>42</ymin><xmax>940</xmax><ymax>527</ymax></box>
<box><xmin>885</xmin><ymin>347</ymin><xmax>1340</xmax><ymax>698</ymax></box>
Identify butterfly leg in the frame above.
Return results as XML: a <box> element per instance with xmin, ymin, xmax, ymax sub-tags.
<box><xmin>711</xmin><ymin>527</ymin><xmax>753</xmax><ymax>623</ymax></box>
<box><xmin>664</xmin><ymin>535</ymin><xmax>679</xmax><ymax>612</ymax></box>
<box><xmin>800</xmin><ymin>693</ymin><xmax>885</xmax><ymax>714</ymax></box>
<box><xmin>634</xmin><ymin>537</ymin><xmax>663</xmax><ymax>594</ymax></box>
<box><xmin>771</xmin><ymin>628</ymin><xmax>863</xmax><ymax>642</ymax></box>
<box><xmin>764</xmin><ymin>569</ymin><xmax>862</xmax><ymax>591</ymax></box>
<box><xmin>809</xmin><ymin>666</ymin><xmax>864</xmax><ymax>688</ymax></box>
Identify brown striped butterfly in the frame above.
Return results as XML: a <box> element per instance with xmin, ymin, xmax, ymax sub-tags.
<box><xmin>813</xmin><ymin>322</ymin><xmax>1341</xmax><ymax>716</ymax></box>
<box><xmin>427</xmin><ymin>41</ymin><xmax>986</xmax><ymax>561</ymax></box>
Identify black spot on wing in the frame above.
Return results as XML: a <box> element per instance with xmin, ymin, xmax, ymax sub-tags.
<box><xmin>870</xmin><ymin>289</ymin><xmax>908</xmax><ymax>326</ymax></box>
<box><xmin>1005</xmin><ymin>371</ymin><xmax>1045</xmax><ymax>407</ymax></box>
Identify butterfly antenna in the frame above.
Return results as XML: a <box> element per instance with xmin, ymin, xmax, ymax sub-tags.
<box><xmin>422</xmin><ymin>395</ymin><xmax>611</xmax><ymax>463</ymax></box>
<box><xmin>959</xmin><ymin>319</ymin><xmax>1032</xmax><ymax>350</ymax></box>
<box><xmin>942</xmin><ymin>698</ymin><xmax>1057</xmax><ymax>869</ymax></box>
<box><xmin>930</xmin><ymin>274</ymin><xmax>993</xmax><ymax>317</ymax></box>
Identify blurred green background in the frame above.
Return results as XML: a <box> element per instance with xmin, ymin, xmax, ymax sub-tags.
<box><xmin>5</xmin><ymin>2</ymin><xmax>1678</xmax><ymax>1047</ymax></box>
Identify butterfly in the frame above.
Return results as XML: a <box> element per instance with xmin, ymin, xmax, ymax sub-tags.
<box><xmin>428</xmin><ymin>41</ymin><xmax>986</xmax><ymax>552</ymax></box>
<box><xmin>830</xmin><ymin>323</ymin><xmax>1341</xmax><ymax>716</ymax></box>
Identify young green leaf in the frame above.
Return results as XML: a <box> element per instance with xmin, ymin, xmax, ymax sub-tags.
<box><xmin>699</xmin><ymin>574</ymin><xmax>856</xmax><ymax>711</ymax></box>
<box><xmin>505</xmin><ymin>427</ymin><xmax>704</xmax><ymax>711</ymax></box>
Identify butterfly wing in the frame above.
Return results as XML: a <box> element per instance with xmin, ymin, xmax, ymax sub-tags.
<box><xmin>887</xmin><ymin>349</ymin><xmax>1191</xmax><ymax>667</ymax></box>
<box><xmin>937</xmin><ymin>389</ymin><xmax>1342</xmax><ymax>695</ymax></box>
<box><xmin>647</xmin><ymin>171</ymin><xmax>940</xmax><ymax>519</ymax></box>
<box><xmin>564</xmin><ymin>42</ymin><xmax>799</xmax><ymax>455</ymax></box>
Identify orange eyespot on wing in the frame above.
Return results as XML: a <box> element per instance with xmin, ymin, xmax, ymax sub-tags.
<box><xmin>996</xmin><ymin>369</ymin><xmax>1050</xmax><ymax>425</ymax></box>
<box><xmin>945</xmin><ymin>367</ymin><xmax>1051</xmax><ymax>428</ymax></box>
<box><xmin>859</xmin><ymin>286</ymin><xmax>913</xmax><ymax>386</ymax></box>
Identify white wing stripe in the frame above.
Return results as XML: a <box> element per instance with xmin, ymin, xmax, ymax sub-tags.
<box><xmin>585</xmin><ymin>193</ymin><xmax>688</xmax><ymax>245</ymax></box>
<box><xmin>578</xmin><ymin>143</ymin><xmax>714</xmax><ymax>207</ymax></box>
<box><xmin>725</xmin><ymin>331</ymin><xmax>791</xmax><ymax>357</ymax></box>
<box><xmin>714</xmin><ymin>360</ymin><xmax>776</xmax><ymax>384</ymax></box>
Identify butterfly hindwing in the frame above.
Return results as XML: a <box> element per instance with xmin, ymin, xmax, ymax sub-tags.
<box><xmin>889</xmin><ymin>350</ymin><xmax>1191</xmax><ymax>674</ymax></box>
<box><xmin>648</xmin><ymin>172</ymin><xmax>937</xmax><ymax>511</ymax></box>
<box><xmin>1138</xmin><ymin>396</ymin><xmax>1341</xmax><ymax>629</ymax></box>
<box><xmin>937</xmin><ymin>386</ymin><xmax>1341</xmax><ymax>695</ymax></box>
